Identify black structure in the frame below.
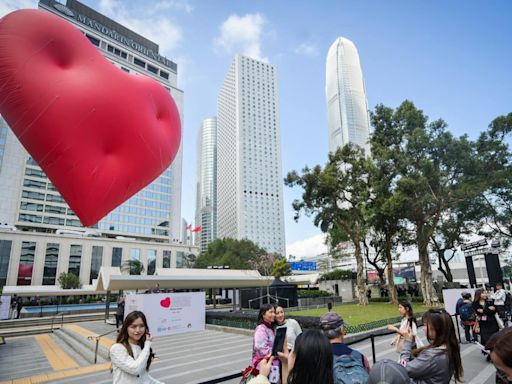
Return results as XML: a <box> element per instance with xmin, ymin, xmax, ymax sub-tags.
<box><xmin>484</xmin><ymin>252</ymin><xmax>503</xmax><ymax>287</ymax></box>
<box><xmin>240</xmin><ymin>278</ymin><xmax>298</xmax><ymax>309</ymax></box>
<box><xmin>465</xmin><ymin>256</ymin><xmax>477</xmax><ymax>288</ymax></box>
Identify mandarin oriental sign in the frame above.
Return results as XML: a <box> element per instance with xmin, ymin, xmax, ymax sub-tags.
<box><xmin>47</xmin><ymin>1</ymin><xmax>175</xmax><ymax>71</ymax></box>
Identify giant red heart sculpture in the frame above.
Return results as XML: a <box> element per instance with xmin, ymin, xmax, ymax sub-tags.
<box><xmin>0</xmin><ymin>10</ymin><xmax>181</xmax><ymax>226</ymax></box>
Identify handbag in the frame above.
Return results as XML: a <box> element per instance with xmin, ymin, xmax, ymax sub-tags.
<box><xmin>473</xmin><ymin>320</ymin><xmax>480</xmax><ymax>334</ymax></box>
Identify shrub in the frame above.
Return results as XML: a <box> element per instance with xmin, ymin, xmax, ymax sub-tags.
<box><xmin>297</xmin><ymin>290</ymin><xmax>332</xmax><ymax>298</ymax></box>
<box><xmin>319</xmin><ymin>269</ymin><xmax>356</xmax><ymax>281</ymax></box>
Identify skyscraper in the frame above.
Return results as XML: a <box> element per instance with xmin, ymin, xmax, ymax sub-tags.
<box><xmin>0</xmin><ymin>0</ymin><xmax>184</xmax><ymax>242</ymax></box>
<box><xmin>217</xmin><ymin>55</ymin><xmax>285</xmax><ymax>255</ymax></box>
<box><xmin>195</xmin><ymin>117</ymin><xmax>218</xmax><ymax>252</ymax></box>
<box><xmin>326</xmin><ymin>37</ymin><xmax>371</xmax><ymax>154</ymax></box>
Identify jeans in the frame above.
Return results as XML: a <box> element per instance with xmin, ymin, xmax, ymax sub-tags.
<box><xmin>464</xmin><ymin>324</ymin><xmax>474</xmax><ymax>342</ymax></box>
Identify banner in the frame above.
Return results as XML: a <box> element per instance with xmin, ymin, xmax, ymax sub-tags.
<box><xmin>288</xmin><ymin>261</ymin><xmax>317</xmax><ymax>271</ymax></box>
<box><xmin>392</xmin><ymin>263</ymin><xmax>417</xmax><ymax>284</ymax></box>
<box><xmin>124</xmin><ymin>292</ymin><xmax>205</xmax><ymax>337</ymax></box>
<box><xmin>0</xmin><ymin>296</ymin><xmax>11</xmax><ymax>320</ymax></box>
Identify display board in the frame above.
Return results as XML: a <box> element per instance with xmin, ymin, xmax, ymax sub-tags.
<box><xmin>124</xmin><ymin>292</ymin><xmax>205</xmax><ymax>337</ymax></box>
<box><xmin>0</xmin><ymin>296</ymin><xmax>11</xmax><ymax>320</ymax></box>
<box><xmin>442</xmin><ymin>288</ymin><xmax>477</xmax><ymax>315</ymax></box>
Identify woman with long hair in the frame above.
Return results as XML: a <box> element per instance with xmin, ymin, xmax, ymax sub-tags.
<box><xmin>249</xmin><ymin>329</ymin><xmax>334</xmax><ymax>384</ymax></box>
<box><xmin>472</xmin><ymin>289</ymin><xmax>500</xmax><ymax>348</ymax></box>
<box><xmin>400</xmin><ymin>309</ymin><xmax>463</xmax><ymax>383</ymax></box>
<box><xmin>109</xmin><ymin>310</ymin><xmax>163</xmax><ymax>384</ymax></box>
<box><xmin>251</xmin><ymin>304</ymin><xmax>279</xmax><ymax>383</ymax></box>
<box><xmin>274</xmin><ymin>305</ymin><xmax>302</xmax><ymax>351</ymax></box>
<box><xmin>387</xmin><ymin>300</ymin><xmax>421</xmax><ymax>353</ymax></box>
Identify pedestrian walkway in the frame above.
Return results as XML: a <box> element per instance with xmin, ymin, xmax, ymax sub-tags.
<box><xmin>0</xmin><ymin>320</ymin><xmax>500</xmax><ymax>384</ymax></box>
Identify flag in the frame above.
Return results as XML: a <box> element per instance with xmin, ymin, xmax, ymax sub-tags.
<box><xmin>192</xmin><ymin>226</ymin><xmax>202</xmax><ymax>232</ymax></box>
<box><xmin>186</xmin><ymin>223</ymin><xmax>192</xmax><ymax>230</ymax></box>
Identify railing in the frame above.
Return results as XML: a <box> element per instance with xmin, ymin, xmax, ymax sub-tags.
<box><xmin>50</xmin><ymin>312</ymin><xmax>67</xmax><ymax>333</ymax></box>
<box><xmin>88</xmin><ymin>329</ymin><xmax>118</xmax><ymax>364</ymax></box>
<box><xmin>198</xmin><ymin>312</ymin><xmax>463</xmax><ymax>384</ymax></box>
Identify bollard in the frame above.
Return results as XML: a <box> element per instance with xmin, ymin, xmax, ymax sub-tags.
<box><xmin>371</xmin><ymin>335</ymin><xmax>376</xmax><ymax>364</ymax></box>
<box><xmin>327</xmin><ymin>302</ymin><xmax>333</xmax><ymax>311</ymax></box>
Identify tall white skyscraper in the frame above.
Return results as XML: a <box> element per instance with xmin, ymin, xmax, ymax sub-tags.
<box><xmin>326</xmin><ymin>37</ymin><xmax>371</xmax><ymax>154</ymax></box>
<box><xmin>217</xmin><ymin>55</ymin><xmax>285</xmax><ymax>255</ymax></box>
<box><xmin>195</xmin><ymin>117</ymin><xmax>218</xmax><ymax>252</ymax></box>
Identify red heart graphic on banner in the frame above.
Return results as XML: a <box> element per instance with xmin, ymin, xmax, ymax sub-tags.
<box><xmin>0</xmin><ymin>10</ymin><xmax>181</xmax><ymax>226</ymax></box>
<box><xmin>160</xmin><ymin>297</ymin><xmax>171</xmax><ymax>308</ymax></box>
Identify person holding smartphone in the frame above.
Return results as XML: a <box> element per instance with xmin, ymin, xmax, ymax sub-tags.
<box><xmin>109</xmin><ymin>310</ymin><xmax>163</xmax><ymax>384</ymax></box>
<box><xmin>252</xmin><ymin>304</ymin><xmax>280</xmax><ymax>383</ymax></box>
<box><xmin>387</xmin><ymin>301</ymin><xmax>421</xmax><ymax>355</ymax></box>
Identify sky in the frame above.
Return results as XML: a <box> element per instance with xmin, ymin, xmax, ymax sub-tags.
<box><xmin>1</xmin><ymin>0</ymin><xmax>512</xmax><ymax>259</ymax></box>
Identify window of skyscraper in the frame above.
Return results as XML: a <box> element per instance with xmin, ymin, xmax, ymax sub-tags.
<box><xmin>147</xmin><ymin>249</ymin><xmax>157</xmax><ymax>275</ymax></box>
<box><xmin>0</xmin><ymin>240</ymin><xmax>12</xmax><ymax>289</ymax></box>
<box><xmin>68</xmin><ymin>245</ymin><xmax>82</xmax><ymax>279</ymax></box>
<box><xmin>18</xmin><ymin>242</ymin><xmax>36</xmax><ymax>285</ymax></box>
<box><xmin>43</xmin><ymin>243</ymin><xmax>59</xmax><ymax>285</ymax></box>
<box><xmin>90</xmin><ymin>246</ymin><xmax>103</xmax><ymax>284</ymax></box>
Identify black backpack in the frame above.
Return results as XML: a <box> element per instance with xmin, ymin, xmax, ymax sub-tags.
<box><xmin>459</xmin><ymin>303</ymin><xmax>475</xmax><ymax>321</ymax></box>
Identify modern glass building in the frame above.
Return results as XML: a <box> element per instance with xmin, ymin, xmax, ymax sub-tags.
<box><xmin>217</xmin><ymin>55</ymin><xmax>285</xmax><ymax>255</ymax></box>
<box><xmin>195</xmin><ymin>117</ymin><xmax>218</xmax><ymax>252</ymax></box>
<box><xmin>326</xmin><ymin>37</ymin><xmax>371</xmax><ymax>154</ymax></box>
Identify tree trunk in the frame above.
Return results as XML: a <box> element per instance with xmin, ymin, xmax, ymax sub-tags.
<box><xmin>385</xmin><ymin>238</ymin><xmax>398</xmax><ymax>305</ymax></box>
<box><xmin>437</xmin><ymin>249</ymin><xmax>454</xmax><ymax>282</ymax></box>
<box><xmin>417</xmin><ymin>227</ymin><xmax>439</xmax><ymax>306</ymax></box>
<box><xmin>354</xmin><ymin>241</ymin><xmax>368</xmax><ymax>305</ymax></box>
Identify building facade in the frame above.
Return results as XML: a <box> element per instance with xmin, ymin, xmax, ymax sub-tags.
<box><xmin>217</xmin><ymin>55</ymin><xmax>285</xmax><ymax>255</ymax></box>
<box><xmin>326</xmin><ymin>37</ymin><xmax>371</xmax><ymax>154</ymax></box>
<box><xmin>0</xmin><ymin>0</ymin><xmax>192</xmax><ymax>289</ymax></box>
<box><xmin>195</xmin><ymin>117</ymin><xmax>218</xmax><ymax>252</ymax></box>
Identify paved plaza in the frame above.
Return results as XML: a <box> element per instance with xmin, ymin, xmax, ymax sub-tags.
<box><xmin>0</xmin><ymin>320</ymin><xmax>500</xmax><ymax>384</ymax></box>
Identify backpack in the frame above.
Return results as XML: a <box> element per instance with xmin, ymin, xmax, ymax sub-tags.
<box><xmin>505</xmin><ymin>291</ymin><xmax>512</xmax><ymax>311</ymax></box>
<box><xmin>333</xmin><ymin>350</ymin><xmax>369</xmax><ymax>384</ymax></box>
<box><xmin>459</xmin><ymin>302</ymin><xmax>475</xmax><ymax>321</ymax></box>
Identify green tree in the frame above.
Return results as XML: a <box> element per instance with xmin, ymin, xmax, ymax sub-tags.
<box><xmin>272</xmin><ymin>257</ymin><xmax>292</xmax><ymax>278</ymax></box>
<box><xmin>285</xmin><ymin>144</ymin><xmax>372</xmax><ymax>305</ymax></box>
<box><xmin>371</xmin><ymin>101</ymin><xmax>479</xmax><ymax>306</ymax></box>
<box><xmin>121</xmin><ymin>259</ymin><xmax>145</xmax><ymax>275</ymax></box>
<box><xmin>58</xmin><ymin>272</ymin><xmax>81</xmax><ymax>289</ymax></box>
<box><xmin>194</xmin><ymin>238</ymin><xmax>267</xmax><ymax>270</ymax></box>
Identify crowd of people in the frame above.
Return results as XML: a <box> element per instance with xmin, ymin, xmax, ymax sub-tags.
<box><xmin>106</xmin><ymin>284</ymin><xmax>512</xmax><ymax>384</ymax></box>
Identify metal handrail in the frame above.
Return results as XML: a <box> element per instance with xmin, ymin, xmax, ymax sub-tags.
<box><xmin>50</xmin><ymin>312</ymin><xmax>68</xmax><ymax>333</ymax></box>
<box><xmin>197</xmin><ymin>312</ymin><xmax>462</xmax><ymax>384</ymax></box>
<box><xmin>88</xmin><ymin>329</ymin><xmax>118</xmax><ymax>364</ymax></box>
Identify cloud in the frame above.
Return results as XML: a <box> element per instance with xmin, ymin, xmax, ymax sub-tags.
<box><xmin>294</xmin><ymin>42</ymin><xmax>319</xmax><ymax>57</ymax></box>
<box><xmin>97</xmin><ymin>1</ymin><xmax>182</xmax><ymax>54</ymax></box>
<box><xmin>287</xmin><ymin>234</ymin><xmax>328</xmax><ymax>259</ymax></box>
<box><xmin>153</xmin><ymin>0</ymin><xmax>194</xmax><ymax>14</ymax></box>
<box><xmin>0</xmin><ymin>0</ymin><xmax>36</xmax><ymax>17</ymax></box>
<box><xmin>214</xmin><ymin>13</ymin><xmax>268</xmax><ymax>62</ymax></box>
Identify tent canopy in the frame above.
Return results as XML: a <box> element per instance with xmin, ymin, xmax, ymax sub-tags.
<box><xmin>2</xmin><ymin>267</ymin><xmax>273</xmax><ymax>296</ymax></box>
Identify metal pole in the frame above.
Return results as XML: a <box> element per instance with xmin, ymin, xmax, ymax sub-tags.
<box><xmin>371</xmin><ymin>335</ymin><xmax>376</xmax><ymax>364</ymax></box>
<box><xmin>105</xmin><ymin>290</ymin><xmax>111</xmax><ymax>322</ymax></box>
<box><xmin>479</xmin><ymin>256</ymin><xmax>485</xmax><ymax>289</ymax></box>
<box><xmin>94</xmin><ymin>338</ymin><xmax>99</xmax><ymax>364</ymax></box>
<box><xmin>455</xmin><ymin>314</ymin><xmax>461</xmax><ymax>343</ymax></box>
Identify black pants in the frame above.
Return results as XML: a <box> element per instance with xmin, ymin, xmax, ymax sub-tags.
<box><xmin>16</xmin><ymin>306</ymin><xmax>22</xmax><ymax>319</ymax></box>
<box><xmin>116</xmin><ymin>314</ymin><xmax>123</xmax><ymax>328</ymax></box>
<box><xmin>463</xmin><ymin>324</ymin><xmax>474</xmax><ymax>342</ymax></box>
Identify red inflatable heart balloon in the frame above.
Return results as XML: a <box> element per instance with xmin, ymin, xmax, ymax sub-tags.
<box><xmin>0</xmin><ymin>10</ymin><xmax>181</xmax><ymax>226</ymax></box>
<box><xmin>160</xmin><ymin>297</ymin><xmax>171</xmax><ymax>308</ymax></box>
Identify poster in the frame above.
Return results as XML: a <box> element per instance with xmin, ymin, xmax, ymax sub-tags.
<box><xmin>0</xmin><ymin>296</ymin><xmax>11</xmax><ymax>320</ymax></box>
<box><xmin>124</xmin><ymin>292</ymin><xmax>205</xmax><ymax>337</ymax></box>
<box><xmin>393</xmin><ymin>263</ymin><xmax>417</xmax><ymax>284</ymax></box>
<box><xmin>442</xmin><ymin>288</ymin><xmax>476</xmax><ymax>315</ymax></box>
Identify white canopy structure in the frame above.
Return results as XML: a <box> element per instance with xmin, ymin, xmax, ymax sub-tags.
<box><xmin>284</xmin><ymin>273</ymin><xmax>320</xmax><ymax>285</ymax></box>
<box><xmin>2</xmin><ymin>267</ymin><xmax>273</xmax><ymax>296</ymax></box>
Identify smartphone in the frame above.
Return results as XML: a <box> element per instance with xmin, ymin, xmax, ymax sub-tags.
<box><xmin>272</xmin><ymin>327</ymin><xmax>287</xmax><ymax>356</ymax></box>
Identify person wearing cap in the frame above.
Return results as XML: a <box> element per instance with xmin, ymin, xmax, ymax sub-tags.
<box><xmin>320</xmin><ymin>312</ymin><xmax>371</xmax><ymax>382</ymax></box>
<box><xmin>368</xmin><ymin>359</ymin><xmax>409</xmax><ymax>384</ymax></box>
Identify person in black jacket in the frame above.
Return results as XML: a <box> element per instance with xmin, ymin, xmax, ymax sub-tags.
<box><xmin>472</xmin><ymin>289</ymin><xmax>499</xmax><ymax>350</ymax></box>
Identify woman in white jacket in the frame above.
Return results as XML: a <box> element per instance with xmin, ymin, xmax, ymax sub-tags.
<box><xmin>110</xmin><ymin>310</ymin><xmax>163</xmax><ymax>384</ymax></box>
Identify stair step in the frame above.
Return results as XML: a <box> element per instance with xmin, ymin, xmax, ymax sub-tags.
<box><xmin>53</xmin><ymin>329</ymin><xmax>107</xmax><ymax>365</ymax></box>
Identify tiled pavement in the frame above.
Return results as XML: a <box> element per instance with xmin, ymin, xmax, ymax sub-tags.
<box><xmin>0</xmin><ymin>320</ymin><xmax>500</xmax><ymax>384</ymax></box>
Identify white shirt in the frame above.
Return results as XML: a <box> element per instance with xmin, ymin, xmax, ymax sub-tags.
<box><xmin>110</xmin><ymin>341</ymin><xmax>163</xmax><ymax>384</ymax></box>
<box><xmin>492</xmin><ymin>289</ymin><xmax>506</xmax><ymax>306</ymax></box>
<box><xmin>276</xmin><ymin>318</ymin><xmax>302</xmax><ymax>350</ymax></box>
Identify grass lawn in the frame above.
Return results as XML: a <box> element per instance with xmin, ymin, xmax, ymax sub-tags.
<box><xmin>291</xmin><ymin>302</ymin><xmax>437</xmax><ymax>326</ymax></box>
